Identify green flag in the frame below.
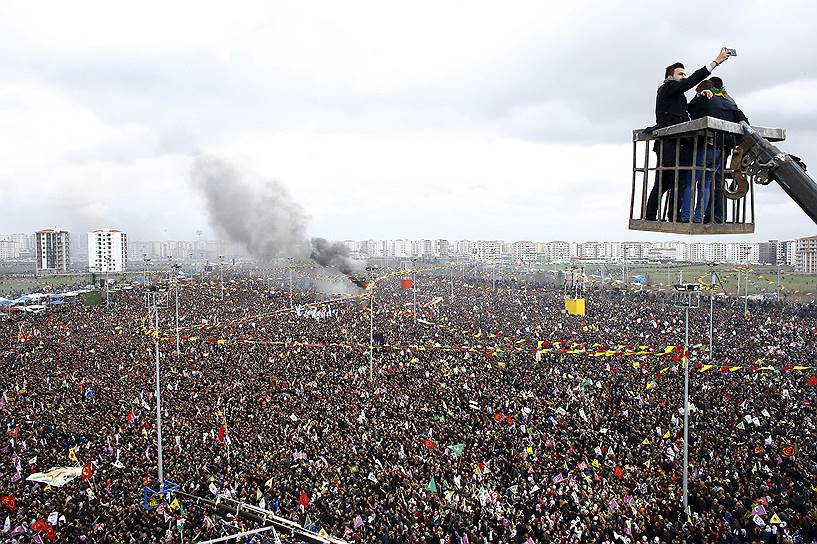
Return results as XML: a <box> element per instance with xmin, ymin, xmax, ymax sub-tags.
<box><xmin>425</xmin><ymin>476</ymin><xmax>437</xmax><ymax>494</ymax></box>
<box><xmin>448</xmin><ymin>444</ymin><xmax>465</xmax><ymax>458</ymax></box>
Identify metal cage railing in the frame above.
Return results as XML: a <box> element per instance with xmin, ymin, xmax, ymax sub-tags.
<box><xmin>630</xmin><ymin>117</ymin><xmax>785</xmax><ymax>235</ymax></box>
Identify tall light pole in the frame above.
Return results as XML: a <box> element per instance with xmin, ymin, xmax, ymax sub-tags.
<box><xmin>172</xmin><ymin>263</ymin><xmax>182</xmax><ymax>357</ymax></box>
<box><xmin>288</xmin><ymin>258</ymin><xmax>294</xmax><ymax>309</ymax></box>
<box><xmin>105</xmin><ymin>256</ymin><xmax>111</xmax><ymax>307</ymax></box>
<box><xmin>744</xmin><ymin>267</ymin><xmax>749</xmax><ymax>315</ymax></box>
<box><xmin>218</xmin><ymin>255</ymin><xmax>225</xmax><ymax>301</ymax></box>
<box><xmin>145</xmin><ymin>286</ymin><xmax>168</xmax><ymax>483</ymax></box>
<box><xmin>411</xmin><ymin>258</ymin><xmax>418</xmax><ymax>322</ymax></box>
<box><xmin>143</xmin><ymin>255</ymin><xmax>151</xmax><ymax>286</ymax></box>
<box><xmin>708</xmin><ymin>267</ymin><xmax>720</xmax><ymax>362</ymax></box>
<box><xmin>450</xmin><ymin>261</ymin><xmax>454</xmax><ymax>300</ymax></box>
<box><xmin>365</xmin><ymin>266</ymin><xmax>376</xmax><ymax>381</ymax></box>
<box><xmin>674</xmin><ymin>282</ymin><xmax>700</xmax><ymax>515</ymax></box>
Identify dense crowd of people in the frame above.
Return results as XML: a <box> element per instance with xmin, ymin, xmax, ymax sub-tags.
<box><xmin>2</xmin><ymin>266</ymin><xmax>817</xmax><ymax>543</ymax></box>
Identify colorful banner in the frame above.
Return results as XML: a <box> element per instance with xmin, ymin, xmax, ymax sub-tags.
<box><xmin>26</xmin><ymin>467</ymin><xmax>82</xmax><ymax>487</ymax></box>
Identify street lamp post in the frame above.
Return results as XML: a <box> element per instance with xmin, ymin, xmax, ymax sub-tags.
<box><xmin>218</xmin><ymin>255</ymin><xmax>225</xmax><ymax>301</ymax></box>
<box><xmin>450</xmin><ymin>261</ymin><xmax>454</xmax><ymax>300</ymax></box>
<box><xmin>708</xmin><ymin>268</ymin><xmax>719</xmax><ymax>362</ymax></box>
<box><xmin>145</xmin><ymin>287</ymin><xmax>168</xmax><ymax>483</ymax></box>
<box><xmin>411</xmin><ymin>258</ymin><xmax>418</xmax><ymax>322</ymax></box>
<box><xmin>143</xmin><ymin>255</ymin><xmax>150</xmax><ymax>286</ymax></box>
<box><xmin>365</xmin><ymin>266</ymin><xmax>376</xmax><ymax>381</ymax></box>
<box><xmin>172</xmin><ymin>263</ymin><xmax>182</xmax><ymax>357</ymax></box>
<box><xmin>674</xmin><ymin>282</ymin><xmax>700</xmax><ymax>515</ymax></box>
<box><xmin>105</xmin><ymin>256</ymin><xmax>111</xmax><ymax>307</ymax></box>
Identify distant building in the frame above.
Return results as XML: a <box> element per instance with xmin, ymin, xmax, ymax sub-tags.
<box><xmin>0</xmin><ymin>233</ymin><xmax>35</xmax><ymax>261</ymax></box>
<box><xmin>88</xmin><ymin>229</ymin><xmax>128</xmax><ymax>272</ymax></box>
<box><xmin>796</xmin><ymin>236</ymin><xmax>817</xmax><ymax>273</ymax></box>
<box><xmin>511</xmin><ymin>241</ymin><xmax>536</xmax><ymax>263</ymax></box>
<box><xmin>758</xmin><ymin>241</ymin><xmax>777</xmax><ymax>265</ymax></box>
<box><xmin>35</xmin><ymin>228</ymin><xmax>71</xmax><ymax>272</ymax></box>
<box><xmin>471</xmin><ymin>240</ymin><xmax>502</xmax><ymax>262</ymax></box>
<box><xmin>777</xmin><ymin>240</ymin><xmax>796</xmax><ymax>266</ymax></box>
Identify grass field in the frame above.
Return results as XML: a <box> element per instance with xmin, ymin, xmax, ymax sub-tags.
<box><xmin>0</xmin><ymin>272</ymin><xmax>146</xmax><ymax>298</ymax></box>
<box><xmin>539</xmin><ymin>263</ymin><xmax>817</xmax><ymax>300</ymax></box>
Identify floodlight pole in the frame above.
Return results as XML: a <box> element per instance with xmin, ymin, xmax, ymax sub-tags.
<box><xmin>412</xmin><ymin>259</ymin><xmax>417</xmax><ymax>322</ymax></box>
<box><xmin>709</xmin><ymin>268</ymin><xmax>716</xmax><ymax>362</ymax></box>
<box><xmin>368</xmin><ymin>267</ymin><xmax>375</xmax><ymax>382</ymax></box>
<box><xmin>152</xmin><ymin>296</ymin><xmax>165</xmax><ymax>483</ymax></box>
<box><xmin>674</xmin><ymin>284</ymin><xmax>698</xmax><ymax>515</ymax></box>
<box><xmin>220</xmin><ymin>256</ymin><xmax>225</xmax><ymax>301</ymax></box>
<box><xmin>450</xmin><ymin>262</ymin><xmax>454</xmax><ymax>300</ymax></box>
<box><xmin>683</xmin><ymin>294</ymin><xmax>689</xmax><ymax>514</ymax></box>
<box><xmin>174</xmin><ymin>264</ymin><xmax>181</xmax><ymax>357</ymax></box>
<box><xmin>105</xmin><ymin>257</ymin><xmax>110</xmax><ymax>307</ymax></box>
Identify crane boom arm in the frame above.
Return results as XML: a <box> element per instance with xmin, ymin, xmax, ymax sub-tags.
<box><xmin>740</xmin><ymin>122</ymin><xmax>817</xmax><ymax>224</ymax></box>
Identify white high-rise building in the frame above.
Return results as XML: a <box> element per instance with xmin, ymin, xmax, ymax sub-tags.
<box><xmin>35</xmin><ymin>228</ymin><xmax>71</xmax><ymax>272</ymax></box>
<box><xmin>88</xmin><ymin>229</ymin><xmax>128</xmax><ymax>272</ymax></box>
<box><xmin>796</xmin><ymin>236</ymin><xmax>817</xmax><ymax>273</ymax></box>
<box><xmin>471</xmin><ymin>240</ymin><xmax>502</xmax><ymax>262</ymax></box>
<box><xmin>511</xmin><ymin>241</ymin><xmax>536</xmax><ymax>263</ymax></box>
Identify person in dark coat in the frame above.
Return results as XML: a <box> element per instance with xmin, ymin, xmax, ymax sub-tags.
<box><xmin>644</xmin><ymin>48</ymin><xmax>732</xmax><ymax>221</ymax></box>
<box><xmin>683</xmin><ymin>78</ymin><xmax>750</xmax><ymax>223</ymax></box>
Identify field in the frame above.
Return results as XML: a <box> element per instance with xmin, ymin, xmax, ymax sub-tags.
<box><xmin>539</xmin><ymin>262</ymin><xmax>817</xmax><ymax>300</ymax></box>
<box><xmin>0</xmin><ymin>272</ymin><xmax>147</xmax><ymax>298</ymax></box>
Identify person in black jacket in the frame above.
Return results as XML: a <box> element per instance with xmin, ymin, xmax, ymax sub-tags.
<box><xmin>684</xmin><ymin>78</ymin><xmax>749</xmax><ymax>223</ymax></box>
<box><xmin>644</xmin><ymin>48</ymin><xmax>732</xmax><ymax>221</ymax></box>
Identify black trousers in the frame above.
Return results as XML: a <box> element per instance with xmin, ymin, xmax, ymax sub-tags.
<box><xmin>645</xmin><ymin>138</ymin><xmax>693</xmax><ymax>221</ymax></box>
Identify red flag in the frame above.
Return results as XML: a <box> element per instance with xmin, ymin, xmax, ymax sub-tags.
<box><xmin>32</xmin><ymin>518</ymin><xmax>47</xmax><ymax>532</ymax></box>
<box><xmin>126</xmin><ymin>410</ymin><xmax>136</xmax><ymax>426</ymax></box>
<box><xmin>44</xmin><ymin>525</ymin><xmax>56</xmax><ymax>541</ymax></box>
<box><xmin>493</xmin><ymin>412</ymin><xmax>505</xmax><ymax>422</ymax></box>
<box><xmin>808</xmin><ymin>375</ymin><xmax>817</xmax><ymax>387</ymax></box>
<box><xmin>0</xmin><ymin>495</ymin><xmax>16</xmax><ymax>511</ymax></box>
<box><xmin>9</xmin><ymin>426</ymin><xmax>19</xmax><ymax>438</ymax></box>
<box><xmin>218</xmin><ymin>424</ymin><xmax>225</xmax><ymax>445</ymax></box>
<box><xmin>298</xmin><ymin>491</ymin><xmax>309</xmax><ymax>508</ymax></box>
<box><xmin>614</xmin><ymin>466</ymin><xmax>623</xmax><ymax>480</ymax></box>
<box><xmin>505</xmin><ymin>416</ymin><xmax>514</xmax><ymax>426</ymax></box>
<box><xmin>422</xmin><ymin>438</ymin><xmax>435</xmax><ymax>450</ymax></box>
<box><xmin>81</xmin><ymin>462</ymin><xmax>93</xmax><ymax>480</ymax></box>
<box><xmin>400</xmin><ymin>279</ymin><xmax>413</xmax><ymax>289</ymax></box>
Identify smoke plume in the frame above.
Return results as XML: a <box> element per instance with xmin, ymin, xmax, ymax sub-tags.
<box><xmin>191</xmin><ymin>155</ymin><xmax>361</xmax><ymax>278</ymax></box>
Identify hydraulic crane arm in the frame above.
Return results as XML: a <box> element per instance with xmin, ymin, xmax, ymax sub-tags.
<box><xmin>736</xmin><ymin>121</ymin><xmax>817</xmax><ymax>224</ymax></box>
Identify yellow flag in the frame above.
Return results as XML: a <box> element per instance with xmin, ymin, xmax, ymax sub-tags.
<box><xmin>641</xmin><ymin>438</ymin><xmax>650</xmax><ymax>446</ymax></box>
<box><xmin>699</xmin><ymin>365</ymin><xmax>713</xmax><ymax>373</ymax></box>
<box><xmin>169</xmin><ymin>498</ymin><xmax>180</xmax><ymax>511</ymax></box>
<box><xmin>663</xmin><ymin>431</ymin><xmax>670</xmax><ymax>439</ymax></box>
<box><xmin>526</xmin><ymin>446</ymin><xmax>534</xmax><ymax>455</ymax></box>
<box><xmin>592</xmin><ymin>459</ymin><xmax>600</xmax><ymax>468</ymax></box>
<box><xmin>770</xmin><ymin>513</ymin><xmax>781</xmax><ymax>524</ymax></box>
<box><xmin>68</xmin><ymin>447</ymin><xmax>78</xmax><ymax>462</ymax></box>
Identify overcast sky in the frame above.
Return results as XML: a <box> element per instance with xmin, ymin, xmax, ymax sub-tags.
<box><xmin>1</xmin><ymin>1</ymin><xmax>816</xmax><ymax>243</ymax></box>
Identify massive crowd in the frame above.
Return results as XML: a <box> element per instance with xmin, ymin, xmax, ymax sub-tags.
<box><xmin>2</xmin><ymin>266</ymin><xmax>817</xmax><ymax>543</ymax></box>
